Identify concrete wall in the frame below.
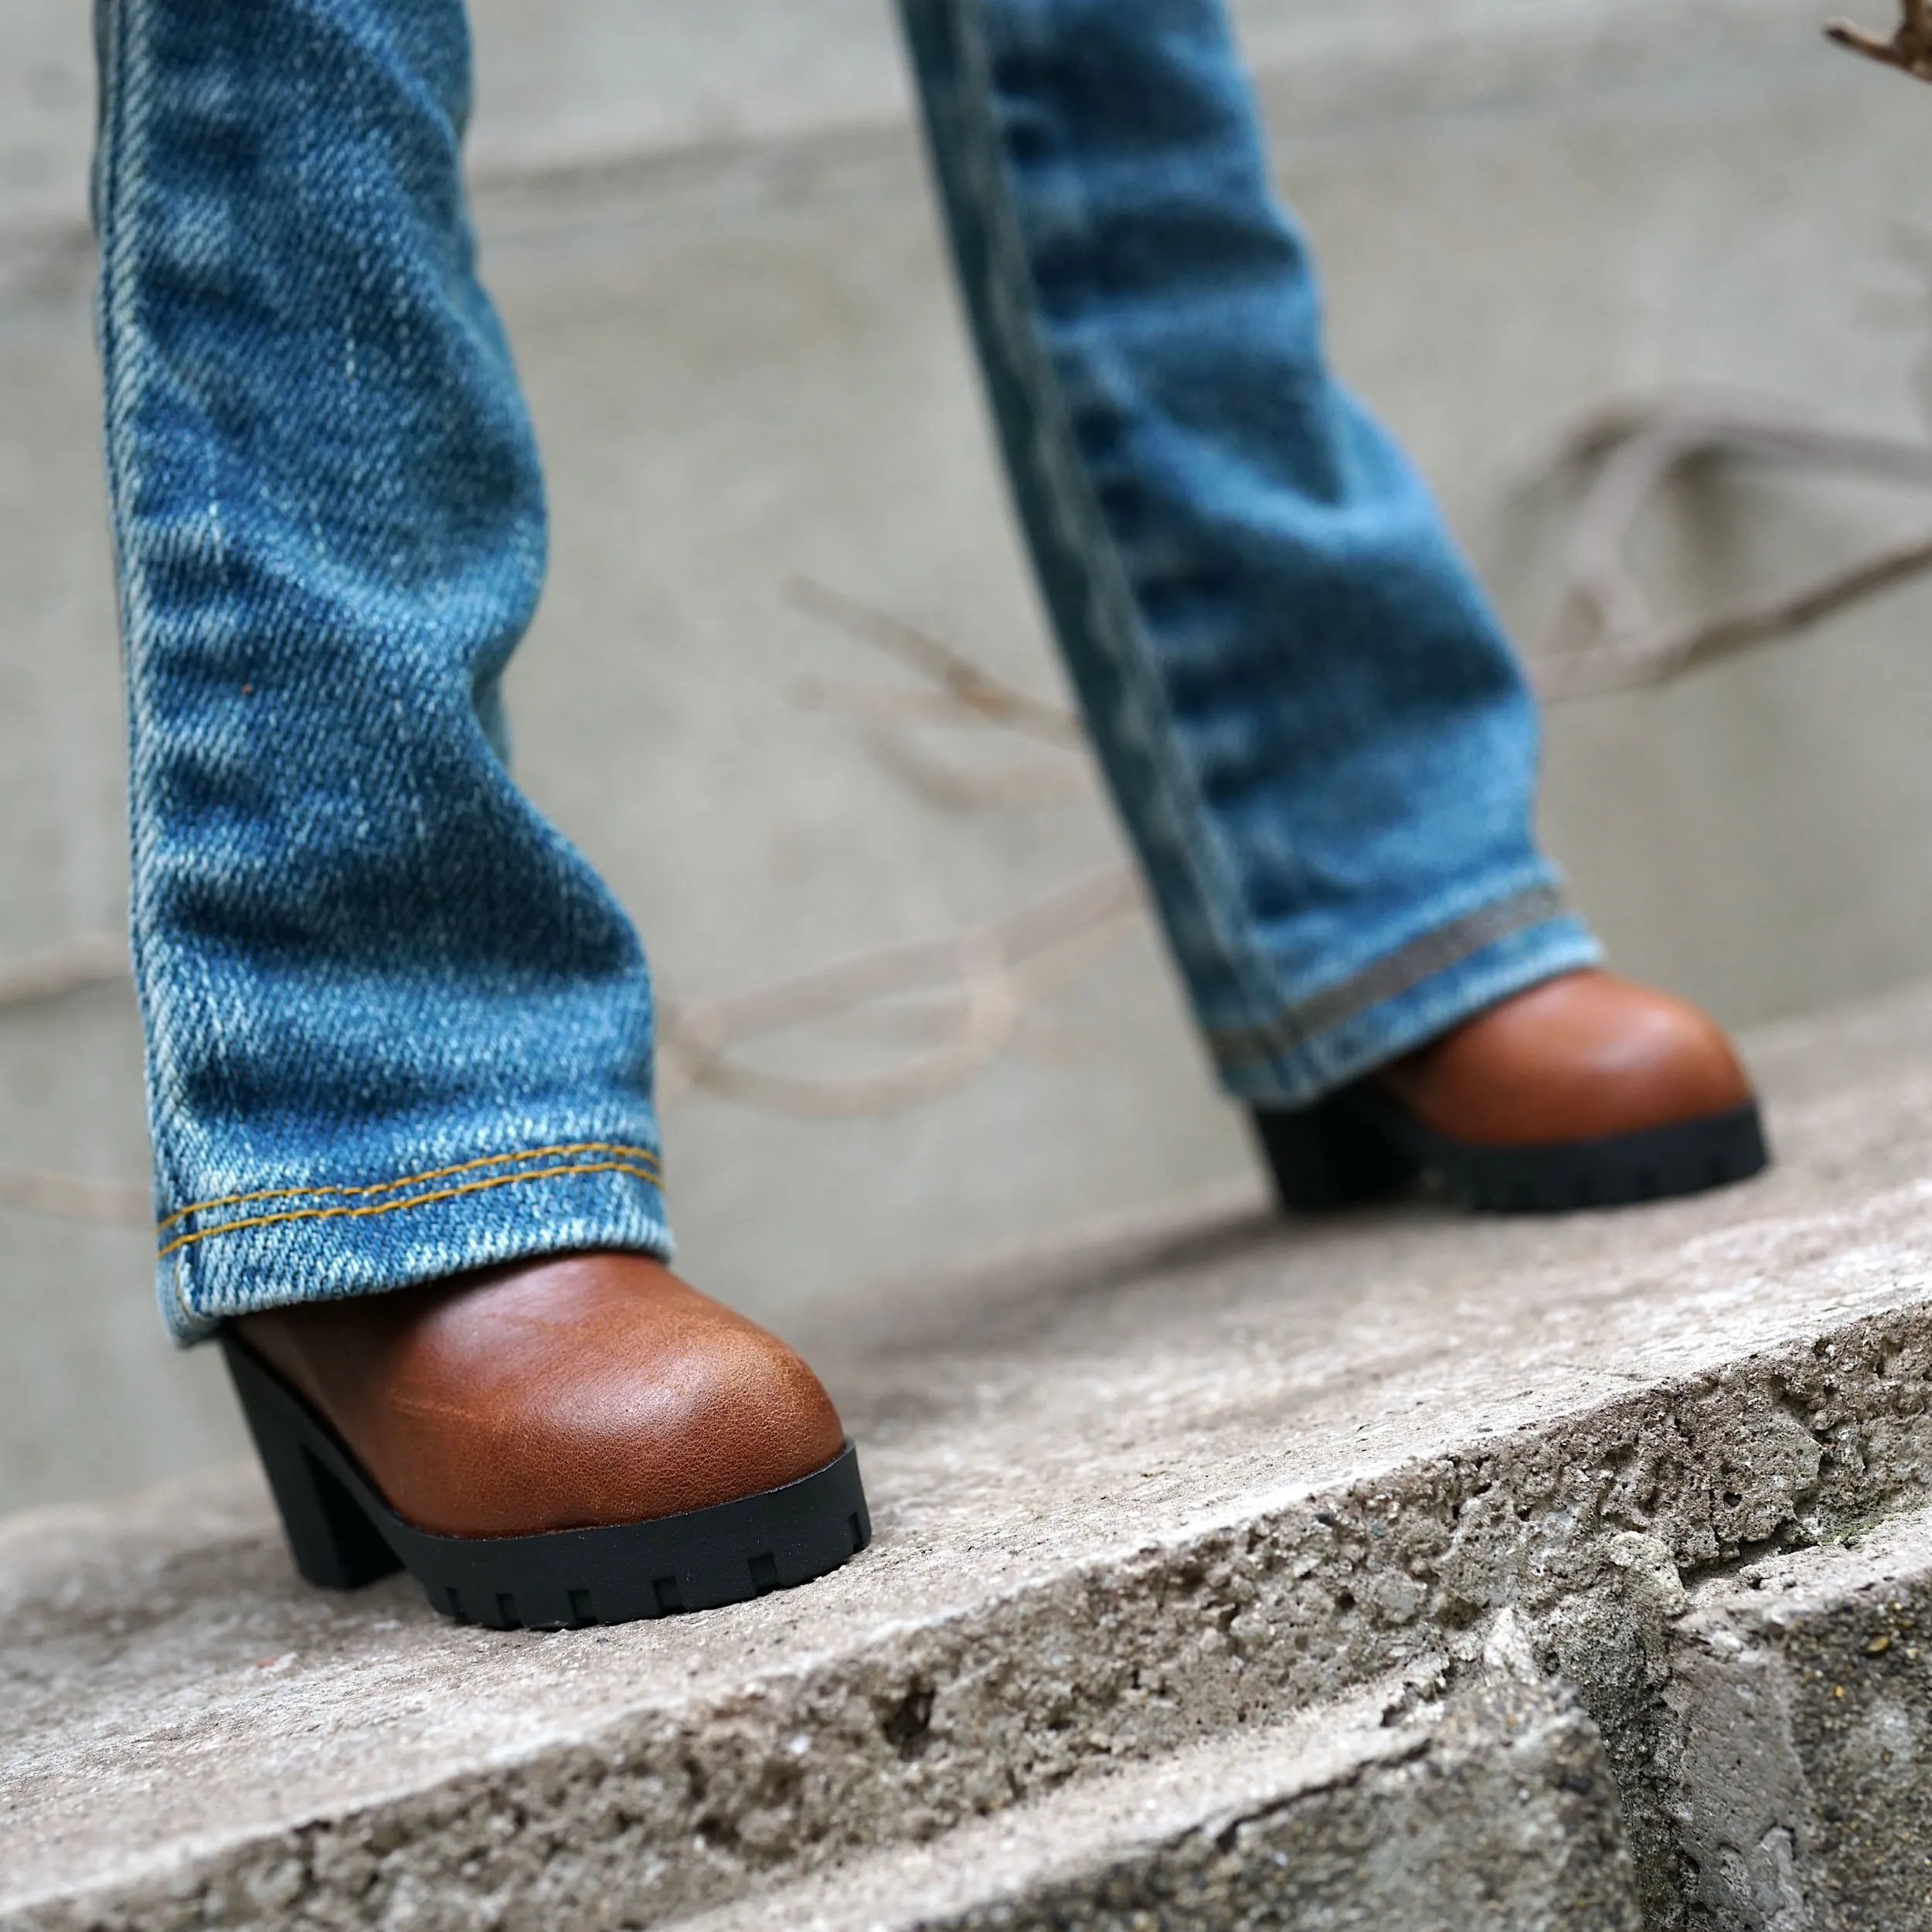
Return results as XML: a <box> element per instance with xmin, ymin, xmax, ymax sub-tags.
<box><xmin>4</xmin><ymin>0</ymin><xmax>1932</xmax><ymax>1510</ymax></box>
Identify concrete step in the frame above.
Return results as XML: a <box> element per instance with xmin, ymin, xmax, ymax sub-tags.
<box><xmin>672</xmin><ymin>1653</ymin><xmax>1641</xmax><ymax>1932</ymax></box>
<box><xmin>10</xmin><ymin>983</ymin><xmax>1932</xmax><ymax>1928</ymax></box>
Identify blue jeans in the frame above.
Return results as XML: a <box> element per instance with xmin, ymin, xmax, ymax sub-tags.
<box><xmin>95</xmin><ymin>0</ymin><xmax>1599</xmax><ymax>1342</ymax></box>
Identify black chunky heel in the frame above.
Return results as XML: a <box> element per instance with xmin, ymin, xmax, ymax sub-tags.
<box><xmin>220</xmin><ymin>1330</ymin><xmax>871</xmax><ymax>1628</ymax></box>
<box><xmin>1250</xmin><ymin>1087</ymin><xmax>1421</xmax><ymax>1211</ymax></box>
<box><xmin>223</xmin><ymin>1338</ymin><xmax>404</xmax><ymax>1589</ymax></box>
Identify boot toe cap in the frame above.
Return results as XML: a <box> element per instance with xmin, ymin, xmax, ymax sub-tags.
<box><xmin>1381</xmin><ymin>969</ymin><xmax>1754</xmax><ymax>1148</ymax></box>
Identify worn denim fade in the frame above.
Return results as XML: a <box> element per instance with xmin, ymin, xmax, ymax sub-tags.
<box><xmin>95</xmin><ymin>0</ymin><xmax>1597</xmax><ymax>1342</ymax></box>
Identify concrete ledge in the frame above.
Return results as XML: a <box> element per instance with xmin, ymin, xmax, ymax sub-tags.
<box><xmin>11</xmin><ymin>987</ymin><xmax>1932</xmax><ymax>1927</ymax></box>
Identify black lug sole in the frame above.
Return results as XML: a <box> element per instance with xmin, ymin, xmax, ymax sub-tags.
<box><xmin>1253</xmin><ymin>1088</ymin><xmax>1769</xmax><ymax>1216</ymax></box>
<box><xmin>222</xmin><ymin>1334</ymin><xmax>871</xmax><ymax>1629</ymax></box>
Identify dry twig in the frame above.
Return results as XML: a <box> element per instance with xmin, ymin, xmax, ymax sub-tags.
<box><xmin>1536</xmin><ymin>524</ymin><xmax>1932</xmax><ymax>699</ymax></box>
<box><xmin>1827</xmin><ymin>0</ymin><xmax>1932</xmax><ymax>80</ymax></box>
<box><xmin>0</xmin><ymin>931</ymin><xmax>128</xmax><ymax>1009</ymax></box>
<box><xmin>1505</xmin><ymin>387</ymin><xmax>1932</xmax><ymax>696</ymax></box>
<box><xmin>793</xmin><ymin>678</ymin><xmax>1097</xmax><ymax>810</ymax></box>
<box><xmin>0</xmin><ymin>1163</ymin><xmax>148</xmax><ymax>1228</ymax></box>
<box><xmin>645</xmin><ymin>583</ymin><xmax>1130</xmax><ymax>1113</ymax></box>
<box><xmin>855</xmin><ymin>727</ymin><xmax>1098</xmax><ymax>813</ymax></box>
<box><xmin>658</xmin><ymin>865</ymin><xmax>1143</xmax><ymax>1116</ymax></box>
<box><xmin>785</xmin><ymin>574</ymin><xmax>1083</xmax><ymax>747</ymax></box>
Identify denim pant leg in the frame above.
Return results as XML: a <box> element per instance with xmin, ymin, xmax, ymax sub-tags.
<box><xmin>94</xmin><ymin>0</ymin><xmax>672</xmax><ymax>1340</ymax></box>
<box><xmin>900</xmin><ymin>0</ymin><xmax>1602</xmax><ymax>1107</ymax></box>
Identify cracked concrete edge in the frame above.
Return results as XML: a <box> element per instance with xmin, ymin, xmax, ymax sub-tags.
<box><xmin>678</xmin><ymin>1658</ymin><xmax>1640</xmax><ymax>1932</ymax></box>
<box><xmin>1547</xmin><ymin>1504</ymin><xmax>1932</xmax><ymax>1932</ymax></box>
<box><xmin>12</xmin><ymin>1301</ymin><xmax>1932</xmax><ymax>1931</ymax></box>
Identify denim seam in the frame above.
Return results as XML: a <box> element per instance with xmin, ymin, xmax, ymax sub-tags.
<box><xmin>155</xmin><ymin>1138</ymin><xmax>662</xmax><ymax>1233</ymax></box>
<box><xmin>926</xmin><ymin>0</ymin><xmax>1291</xmax><ymax>1036</ymax></box>
<box><xmin>157</xmin><ymin>1153</ymin><xmax>665</xmax><ymax>1261</ymax></box>
<box><xmin>1205</xmin><ymin>882</ymin><xmax>1570</xmax><ymax>1070</ymax></box>
<box><xmin>98</xmin><ymin>0</ymin><xmax>189</xmax><ymax>1226</ymax></box>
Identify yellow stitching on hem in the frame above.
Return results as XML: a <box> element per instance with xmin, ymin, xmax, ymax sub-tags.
<box><xmin>156</xmin><ymin>1158</ymin><xmax>665</xmax><ymax>1260</ymax></box>
<box><xmin>155</xmin><ymin>1141</ymin><xmax>661</xmax><ymax>1234</ymax></box>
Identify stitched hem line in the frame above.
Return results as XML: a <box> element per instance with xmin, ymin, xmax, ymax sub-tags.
<box><xmin>157</xmin><ymin>1150</ymin><xmax>663</xmax><ymax>1260</ymax></box>
<box><xmin>155</xmin><ymin>1139</ymin><xmax>661</xmax><ymax>1235</ymax></box>
<box><xmin>1205</xmin><ymin>883</ymin><xmax>1571</xmax><ymax>1070</ymax></box>
<box><xmin>162</xmin><ymin>1179</ymin><xmax>675</xmax><ymax>1340</ymax></box>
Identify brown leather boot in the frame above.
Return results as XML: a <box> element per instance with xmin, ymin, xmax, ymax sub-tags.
<box><xmin>1252</xmin><ymin>969</ymin><xmax>1767</xmax><ymax>1213</ymax></box>
<box><xmin>222</xmin><ymin>1252</ymin><xmax>869</xmax><ymax>1628</ymax></box>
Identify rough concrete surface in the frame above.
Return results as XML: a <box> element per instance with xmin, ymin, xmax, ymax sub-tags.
<box><xmin>1555</xmin><ymin>1500</ymin><xmax>1932</xmax><ymax>1930</ymax></box>
<box><xmin>679</xmin><ymin>1661</ymin><xmax>1639</xmax><ymax>1932</ymax></box>
<box><xmin>9</xmin><ymin>986</ymin><xmax>1932</xmax><ymax>1927</ymax></box>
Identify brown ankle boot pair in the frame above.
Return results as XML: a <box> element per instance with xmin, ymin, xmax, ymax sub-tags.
<box><xmin>226</xmin><ymin>968</ymin><xmax>1766</xmax><ymax>1630</ymax></box>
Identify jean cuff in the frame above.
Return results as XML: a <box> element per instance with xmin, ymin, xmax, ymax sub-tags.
<box><xmin>155</xmin><ymin>1138</ymin><xmax>672</xmax><ymax>1343</ymax></box>
<box><xmin>1209</xmin><ymin>889</ymin><xmax>1605</xmax><ymax>1108</ymax></box>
